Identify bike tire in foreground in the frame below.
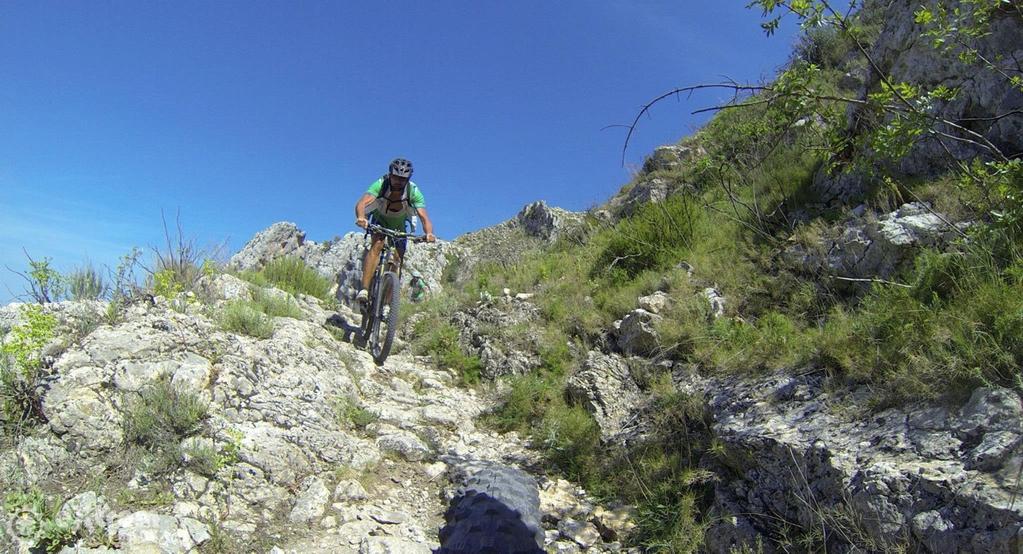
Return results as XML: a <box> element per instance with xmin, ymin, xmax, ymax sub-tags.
<box><xmin>437</xmin><ymin>465</ymin><xmax>545</xmax><ymax>554</ymax></box>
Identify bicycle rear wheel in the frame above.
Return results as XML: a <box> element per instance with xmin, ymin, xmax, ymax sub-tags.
<box><xmin>370</xmin><ymin>271</ymin><xmax>400</xmax><ymax>365</ymax></box>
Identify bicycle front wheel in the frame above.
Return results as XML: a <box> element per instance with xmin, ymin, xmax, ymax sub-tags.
<box><xmin>370</xmin><ymin>271</ymin><xmax>401</xmax><ymax>365</ymax></box>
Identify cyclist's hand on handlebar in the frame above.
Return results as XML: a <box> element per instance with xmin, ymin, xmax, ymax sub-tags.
<box><xmin>356</xmin><ymin>217</ymin><xmax>368</xmax><ymax>229</ymax></box>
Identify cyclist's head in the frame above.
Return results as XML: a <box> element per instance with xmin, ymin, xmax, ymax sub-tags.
<box><xmin>388</xmin><ymin>158</ymin><xmax>413</xmax><ymax>180</ymax></box>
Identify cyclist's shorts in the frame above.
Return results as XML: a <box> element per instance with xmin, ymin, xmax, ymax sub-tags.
<box><xmin>367</xmin><ymin>214</ymin><xmax>409</xmax><ymax>255</ymax></box>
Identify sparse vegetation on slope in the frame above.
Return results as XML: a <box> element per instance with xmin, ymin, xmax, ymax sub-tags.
<box><xmin>409</xmin><ymin>1</ymin><xmax>1023</xmax><ymax>550</ymax></box>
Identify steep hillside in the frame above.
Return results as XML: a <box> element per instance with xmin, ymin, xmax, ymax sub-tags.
<box><xmin>403</xmin><ymin>1</ymin><xmax>1023</xmax><ymax>551</ymax></box>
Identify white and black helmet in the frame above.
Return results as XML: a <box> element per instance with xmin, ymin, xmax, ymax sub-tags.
<box><xmin>388</xmin><ymin>158</ymin><xmax>413</xmax><ymax>178</ymax></box>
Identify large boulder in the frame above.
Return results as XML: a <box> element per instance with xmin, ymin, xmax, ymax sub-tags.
<box><xmin>107</xmin><ymin>511</ymin><xmax>211</xmax><ymax>552</ymax></box>
<box><xmin>229</xmin><ymin>222</ymin><xmax>307</xmax><ymax>270</ymax></box>
<box><xmin>566</xmin><ymin>351</ymin><xmax>645</xmax><ymax>441</ymax></box>
<box><xmin>615</xmin><ymin>309</ymin><xmax>662</xmax><ymax>356</ymax></box>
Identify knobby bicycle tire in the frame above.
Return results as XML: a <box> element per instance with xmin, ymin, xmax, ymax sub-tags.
<box><xmin>370</xmin><ymin>271</ymin><xmax>400</xmax><ymax>365</ymax></box>
<box><xmin>437</xmin><ymin>466</ymin><xmax>545</xmax><ymax>553</ymax></box>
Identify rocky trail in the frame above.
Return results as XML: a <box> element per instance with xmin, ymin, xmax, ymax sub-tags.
<box><xmin>0</xmin><ymin>274</ymin><xmax>627</xmax><ymax>553</ymax></box>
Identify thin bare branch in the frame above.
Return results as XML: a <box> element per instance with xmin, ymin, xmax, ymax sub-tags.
<box><xmin>831</xmin><ymin>276</ymin><xmax>911</xmax><ymax>288</ymax></box>
<box><xmin>619</xmin><ymin>83</ymin><xmax>768</xmax><ymax>166</ymax></box>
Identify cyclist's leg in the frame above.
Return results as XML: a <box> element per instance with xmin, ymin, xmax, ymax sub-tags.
<box><xmin>361</xmin><ymin>235</ymin><xmax>385</xmax><ymax>292</ymax></box>
<box><xmin>392</xmin><ymin>238</ymin><xmax>407</xmax><ymax>272</ymax></box>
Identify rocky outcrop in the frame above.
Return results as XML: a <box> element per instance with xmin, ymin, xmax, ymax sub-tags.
<box><xmin>694</xmin><ymin>370</ymin><xmax>1023</xmax><ymax>553</ymax></box>
<box><xmin>602</xmin><ymin>178</ymin><xmax>673</xmax><ymax>221</ymax></box>
<box><xmin>516</xmin><ymin>201</ymin><xmax>584</xmax><ymax>242</ymax></box>
<box><xmin>596</xmin><ymin>143</ymin><xmax>703</xmax><ymax>221</ymax></box>
<box><xmin>614</xmin><ymin>309</ymin><xmax>662</xmax><ymax>357</ymax></box>
<box><xmin>448</xmin><ymin>297</ymin><xmax>543</xmax><ymax>380</ymax></box>
<box><xmin>814</xmin><ymin>0</ymin><xmax>1023</xmax><ymax>204</ymax></box>
<box><xmin>641</xmin><ymin>144</ymin><xmax>706</xmax><ymax>174</ymax></box>
<box><xmin>783</xmin><ymin>202</ymin><xmax>967</xmax><ymax>283</ymax></box>
<box><xmin>448</xmin><ymin>202</ymin><xmax>586</xmax><ymax>284</ymax></box>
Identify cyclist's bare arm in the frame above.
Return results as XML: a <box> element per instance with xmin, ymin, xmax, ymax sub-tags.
<box><xmin>355</xmin><ymin>194</ymin><xmax>375</xmax><ymax>228</ymax></box>
<box><xmin>416</xmin><ymin>207</ymin><xmax>436</xmax><ymax>242</ymax></box>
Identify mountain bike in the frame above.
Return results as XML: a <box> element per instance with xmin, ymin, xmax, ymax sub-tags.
<box><xmin>358</xmin><ymin>223</ymin><xmax>426</xmax><ymax>365</ymax></box>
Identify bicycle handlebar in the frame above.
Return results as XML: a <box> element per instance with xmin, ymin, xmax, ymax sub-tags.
<box><xmin>364</xmin><ymin>223</ymin><xmax>430</xmax><ymax>242</ymax></box>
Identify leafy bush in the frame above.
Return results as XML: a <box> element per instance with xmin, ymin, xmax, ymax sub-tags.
<box><xmin>13</xmin><ymin>254</ymin><xmax>65</xmax><ymax>304</ymax></box>
<box><xmin>1</xmin><ymin>305</ymin><xmax>57</xmax><ymax>426</ymax></box>
<box><xmin>152</xmin><ymin>268</ymin><xmax>185</xmax><ymax>299</ymax></box>
<box><xmin>122</xmin><ymin>376</ymin><xmax>209</xmax><ymax>474</ymax></box>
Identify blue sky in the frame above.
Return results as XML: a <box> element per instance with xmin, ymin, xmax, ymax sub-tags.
<box><xmin>0</xmin><ymin>1</ymin><xmax>800</xmax><ymax>302</ymax></box>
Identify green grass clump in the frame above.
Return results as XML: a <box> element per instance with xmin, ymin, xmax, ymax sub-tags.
<box><xmin>122</xmin><ymin>376</ymin><xmax>209</xmax><ymax>474</ymax></box>
<box><xmin>66</xmin><ymin>263</ymin><xmax>108</xmax><ymax>300</ymax></box>
<box><xmin>413</xmin><ymin>320</ymin><xmax>483</xmax><ymax>385</ymax></box>
<box><xmin>219</xmin><ymin>288</ymin><xmax>302</xmax><ymax>338</ymax></box>
<box><xmin>594</xmin><ymin>195</ymin><xmax>703</xmax><ymax>283</ymax></box>
<box><xmin>220</xmin><ymin>301</ymin><xmax>274</xmax><ymax>339</ymax></box>
<box><xmin>818</xmin><ymin>247</ymin><xmax>1023</xmax><ymax>405</ymax></box>
<box><xmin>334</xmin><ymin>396</ymin><xmax>379</xmax><ymax>430</ymax></box>
<box><xmin>241</xmin><ymin>257</ymin><xmax>332</xmax><ymax>301</ymax></box>
<box><xmin>251</xmin><ymin>288</ymin><xmax>303</xmax><ymax>319</ymax></box>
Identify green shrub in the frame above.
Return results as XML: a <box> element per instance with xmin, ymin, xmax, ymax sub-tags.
<box><xmin>182</xmin><ymin>433</ymin><xmax>242</xmax><ymax>478</ymax></box>
<box><xmin>242</xmin><ymin>257</ymin><xmax>332</xmax><ymax>301</ymax></box>
<box><xmin>1</xmin><ymin>305</ymin><xmax>57</xmax><ymax>426</ymax></box>
<box><xmin>152</xmin><ymin>268</ymin><xmax>185</xmax><ymax>299</ymax></box>
<box><xmin>815</xmin><ymin>244</ymin><xmax>1023</xmax><ymax>405</ymax></box>
<box><xmin>484</xmin><ymin>373</ymin><xmax>555</xmax><ymax>434</ymax></box>
<box><xmin>220</xmin><ymin>300</ymin><xmax>274</xmax><ymax>339</ymax></box>
<box><xmin>538</xmin><ymin>402</ymin><xmax>600</xmax><ymax>482</ymax></box>
<box><xmin>3</xmin><ymin>488</ymin><xmax>76</xmax><ymax>553</ymax></box>
<box><xmin>19</xmin><ymin>255</ymin><xmax>64</xmax><ymax>304</ymax></box>
<box><xmin>122</xmin><ymin>376</ymin><xmax>209</xmax><ymax>474</ymax></box>
<box><xmin>794</xmin><ymin>24</ymin><xmax>849</xmax><ymax>69</ymax></box>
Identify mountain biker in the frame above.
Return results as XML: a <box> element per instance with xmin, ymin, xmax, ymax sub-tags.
<box><xmin>354</xmin><ymin>158</ymin><xmax>436</xmax><ymax>304</ymax></box>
